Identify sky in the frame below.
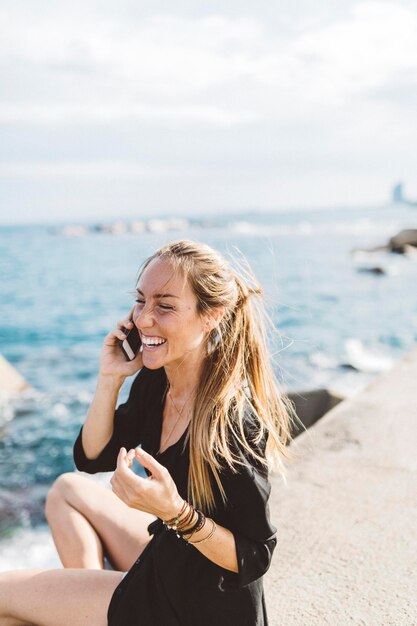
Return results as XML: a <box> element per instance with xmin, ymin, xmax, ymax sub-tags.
<box><xmin>1</xmin><ymin>0</ymin><xmax>417</xmax><ymax>224</ymax></box>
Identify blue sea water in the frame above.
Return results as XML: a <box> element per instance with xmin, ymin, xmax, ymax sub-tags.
<box><xmin>1</xmin><ymin>203</ymin><xmax>417</xmax><ymax>567</ymax></box>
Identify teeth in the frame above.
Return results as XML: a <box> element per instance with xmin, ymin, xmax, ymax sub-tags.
<box><xmin>142</xmin><ymin>336</ymin><xmax>166</xmax><ymax>346</ymax></box>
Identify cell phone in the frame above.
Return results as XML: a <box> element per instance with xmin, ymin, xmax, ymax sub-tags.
<box><xmin>118</xmin><ymin>321</ymin><xmax>142</xmax><ymax>361</ymax></box>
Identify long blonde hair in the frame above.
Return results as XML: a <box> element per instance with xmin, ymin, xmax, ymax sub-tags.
<box><xmin>137</xmin><ymin>239</ymin><xmax>297</xmax><ymax>512</ymax></box>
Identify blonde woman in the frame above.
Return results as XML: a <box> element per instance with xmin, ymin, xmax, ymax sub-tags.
<box><xmin>0</xmin><ymin>240</ymin><xmax>295</xmax><ymax>626</ymax></box>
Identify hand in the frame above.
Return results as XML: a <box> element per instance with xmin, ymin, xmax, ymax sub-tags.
<box><xmin>99</xmin><ymin>307</ymin><xmax>143</xmax><ymax>380</ymax></box>
<box><xmin>110</xmin><ymin>446</ymin><xmax>184</xmax><ymax>520</ymax></box>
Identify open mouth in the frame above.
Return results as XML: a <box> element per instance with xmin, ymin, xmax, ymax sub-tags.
<box><xmin>141</xmin><ymin>335</ymin><xmax>167</xmax><ymax>351</ymax></box>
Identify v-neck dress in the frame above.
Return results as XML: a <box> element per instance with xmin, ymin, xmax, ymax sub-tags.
<box><xmin>73</xmin><ymin>366</ymin><xmax>277</xmax><ymax>626</ymax></box>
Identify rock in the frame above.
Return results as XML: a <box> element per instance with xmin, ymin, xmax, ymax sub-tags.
<box><xmin>0</xmin><ymin>355</ymin><xmax>30</xmax><ymax>394</ymax></box>
<box><xmin>388</xmin><ymin>229</ymin><xmax>417</xmax><ymax>254</ymax></box>
<box><xmin>356</xmin><ymin>266</ymin><xmax>386</xmax><ymax>275</ymax></box>
<box><xmin>351</xmin><ymin>229</ymin><xmax>417</xmax><ymax>256</ymax></box>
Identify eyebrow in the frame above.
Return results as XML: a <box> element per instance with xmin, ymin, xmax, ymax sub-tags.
<box><xmin>136</xmin><ymin>288</ymin><xmax>179</xmax><ymax>299</ymax></box>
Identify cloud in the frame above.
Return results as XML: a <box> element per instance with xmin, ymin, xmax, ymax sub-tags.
<box><xmin>1</xmin><ymin>1</ymin><xmax>417</xmax><ymax>219</ymax></box>
<box><xmin>0</xmin><ymin>103</ymin><xmax>257</xmax><ymax>125</ymax></box>
<box><xmin>1</xmin><ymin>2</ymin><xmax>417</xmax><ymax>125</ymax></box>
<box><xmin>0</xmin><ymin>160</ymin><xmax>159</xmax><ymax>179</ymax></box>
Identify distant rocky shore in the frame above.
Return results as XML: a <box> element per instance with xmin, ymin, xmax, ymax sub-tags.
<box><xmin>50</xmin><ymin>216</ymin><xmax>224</xmax><ymax>237</ymax></box>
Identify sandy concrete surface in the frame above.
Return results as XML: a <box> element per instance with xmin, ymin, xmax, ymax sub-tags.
<box><xmin>265</xmin><ymin>346</ymin><xmax>417</xmax><ymax>626</ymax></box>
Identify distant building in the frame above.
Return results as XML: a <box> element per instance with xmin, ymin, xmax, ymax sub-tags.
<box><xmin>392</xmin><ymin>182</ymin><xmax>417</xmax><ymax>206</ymax></box>
<box><xmin>392</xmin><ymin>182</ymin><xmax>405</xmax><ymax>203</ymax></box>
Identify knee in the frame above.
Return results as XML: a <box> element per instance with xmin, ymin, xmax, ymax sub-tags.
<box><xmin>44</xmin><ymin>472</ymin><xmax>81</xmax><ymax>520</ymax></box>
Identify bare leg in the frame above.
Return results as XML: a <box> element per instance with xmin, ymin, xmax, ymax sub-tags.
<box><xmin>45</xmin><ymin>473</ymin><xmax>156</xmax><ymax>571</ymax></box>
<box><xmin>0</xmin><ymin>569</ymin><xmax>124</xmax><ymax>626</ymax></box>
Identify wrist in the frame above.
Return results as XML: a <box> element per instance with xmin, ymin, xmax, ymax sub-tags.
<box><xmin>97</xmin><ymin>373</ymin><xmax>125</xmax><ymax>391</ymax></box>
<box><xmin>162</xmin><ymin>495</ymin><xmax>185</xmax><ymax>522</ymax></box>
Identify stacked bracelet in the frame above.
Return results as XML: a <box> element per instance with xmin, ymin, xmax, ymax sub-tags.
<box><xmin>188</xmin><ymin>518</ymin><xmax>217</xmax><ymax>544</ymax></box>
<box><xmin>162</xmin><ymin>500</ymin><xmax>197</xmax><ymax>537</ymax></box>
<box><xmin>163</xmin><ymin>500</ymin><xmax>188</xmax><ymax>530</ymax></box>
<box><xmin>162</xmin><ymin>501</ymin><xmax>217</xmax><ymax>544</ymax></box>
<box><xmin>178</xmin><ymin>509</ymin><xmax>206</xmax><ymax>542</ymax></box>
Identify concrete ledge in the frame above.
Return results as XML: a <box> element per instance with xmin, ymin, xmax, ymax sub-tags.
<box><xmin>287</xmin><ymin>388</ymin><xmax>346</xmax><ymax>435</ymax></box>
<box><xmin>265</xmin><ymin>346</ymin><xmax>417</xmax><ymax>625</ymax></box>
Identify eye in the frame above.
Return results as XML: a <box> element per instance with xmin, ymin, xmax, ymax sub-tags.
<box><xmin>134</xmin><ymin>299</ymin><xmax>173</xmax><ymax>311</ymax></box>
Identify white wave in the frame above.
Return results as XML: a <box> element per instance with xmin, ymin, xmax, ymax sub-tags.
<box><xmin>342</xmin><ymin>339</ymin><xmax>393</xmax><ymax>373</ymax></box>
<box><xmin>0</xmin><ymin>526</ymin><xmax>61</xmax><ymax>571</ymax></box>
<box><xmin>2</xmin><ymin>385</ymin><xmax>93</xmax><ymax>424</ymax></box>
<box><xmin>308</xmin><ymin>352</ymin><xmax>379</xmax><ymax>398</ymax></box>
<box><xmin>309</xmin><ymin>351</ymin><xmax>340</xmax><ymax>370</ymax></box>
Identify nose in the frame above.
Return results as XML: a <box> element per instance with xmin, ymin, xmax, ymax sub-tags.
<box><xmin>133</xmin><ymin>303</ymin><xmax>155</xmax><ymax>330</ymax></box>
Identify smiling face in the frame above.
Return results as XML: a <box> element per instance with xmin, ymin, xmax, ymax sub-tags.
<box><xmin>132</xmin><ymin>257</ymin><xmax>209</xmax><ymax>371</ymax></box>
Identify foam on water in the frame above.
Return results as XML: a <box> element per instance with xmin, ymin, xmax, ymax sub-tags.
<box><xmin>0</xmin><ymin>525</ymin><xmax>61</xmax><ymax>571</ymax></box>
<box><xmin>342</xmin><ymin>339</ymin><xmax>393</xmax><ymax>373</ymax></box>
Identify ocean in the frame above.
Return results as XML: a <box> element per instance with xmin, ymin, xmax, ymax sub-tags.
<box><xmin>1</xmin><ymin>203</ymin><xmax>417</xmax><ymax>569</ymax></box>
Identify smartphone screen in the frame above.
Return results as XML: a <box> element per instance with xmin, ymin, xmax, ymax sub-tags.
<box><xmin>118</xmin><ymin>321</ymin><xmax>142</xmax><ymax>361</ymax></box>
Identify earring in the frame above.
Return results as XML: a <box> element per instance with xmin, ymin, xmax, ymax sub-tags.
<box><xmin>206</xmin><ymin>327</ymin><xmax>221</xmax><ymax>355</ymax></box>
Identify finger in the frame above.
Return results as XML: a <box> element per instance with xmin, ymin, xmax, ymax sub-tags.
<box><xmin>116</xmin><ymin>447</ymin><xmax>145</xmax><ymax>484</ymax></box>
<box><xmin>113</xmin><ymin>329</ymin><xmax>128</xmax><ymax>340</ymax></box>
<box><xmin>119</xmin><ymin>447</ymin><xmax>135</xmax><ymax>470</ymax></box>
<box><xmin>135</xmin><ymin>447</ymin><xmax>166</xmax><ymax>478</ymax></box>
<box><xmin>116</xmin><ymin>447</ymin><xmax>128</xmax><ymax>470</ymax></box>
<box><xmin>117</xmin><ymin>317</ymin><xmax>133</xmax><ymax>330</ymax></box>
<box><xmin>126</xmin><ymin>448</ymin><xmax>136</xmax><ymax>468</ymax></box>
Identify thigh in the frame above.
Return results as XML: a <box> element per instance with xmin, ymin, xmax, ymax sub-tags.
<box><xmin>1</xmin><ymin>569</ymin><xmax>124</xmax><ymax>626</ymax></box>
<box><xmin>57</xmin><ymin>473</ymin><xmax>156</xmax><ymax>571</ymax></box>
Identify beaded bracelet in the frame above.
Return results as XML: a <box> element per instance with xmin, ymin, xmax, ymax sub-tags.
<box><xmin>178</xmin><ymin>509</ymin><xmax>206</xmax><ymax>542</ymax></box>
<box><xmin>163</xmin><ymin>500</ymin><xmax>197</xmax><ymax>536</ymax></box>
<box><xmin>188</xmin><ymin>518</ymin><xmax>217</xmax><ymax>545</ymax></box>
<box><xmin>163</xmin><ymin>500</ymin><xmax>188</xmax><ymax>529</ymax></box>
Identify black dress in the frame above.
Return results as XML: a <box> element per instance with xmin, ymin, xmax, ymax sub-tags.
<box><xmin>73</xmin><ymin>366</ymin><xmax>277</xmax><ymax>626</ymax></box>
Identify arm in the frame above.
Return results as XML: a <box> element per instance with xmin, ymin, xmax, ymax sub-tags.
<box><xmin>73</xmin><ymin>309</ymin><xmax>144</xmax><ymax>472</ymax></box>
<box><xmin>81</xmin><ymin>374</ymin><xmax>125</xmax><ymax>460</ymax></box>
<box><xmin>73</xmin><ymin>369</ymin><xmax>147</xmax><ymax>473</ymax></box>
<box><xmin>179</xmin><ymin>513</ymin><xmax>239</xmax><ymax>573</ymax></box>
<box><xmin>171</xmin><ymin>461</ymin><xmax>276</xmax><ymax>581</ymax></box>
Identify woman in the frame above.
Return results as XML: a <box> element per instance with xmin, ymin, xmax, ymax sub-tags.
<box><xmin>0</xmin><ymin>239</ymin><xmax>295</xmax><ymax>626</ymax></box>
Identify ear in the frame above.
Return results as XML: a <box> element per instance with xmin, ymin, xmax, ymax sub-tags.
<box><xmin>204</xmin><ymin>307</ymin><xmax>224</xmax><ymax>332</ymax></box>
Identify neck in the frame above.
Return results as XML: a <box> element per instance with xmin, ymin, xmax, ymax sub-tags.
<box><xmin>163</xmin><ymin>347</ymin><xmax>205</xmax><ymax>400</ymax></box>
